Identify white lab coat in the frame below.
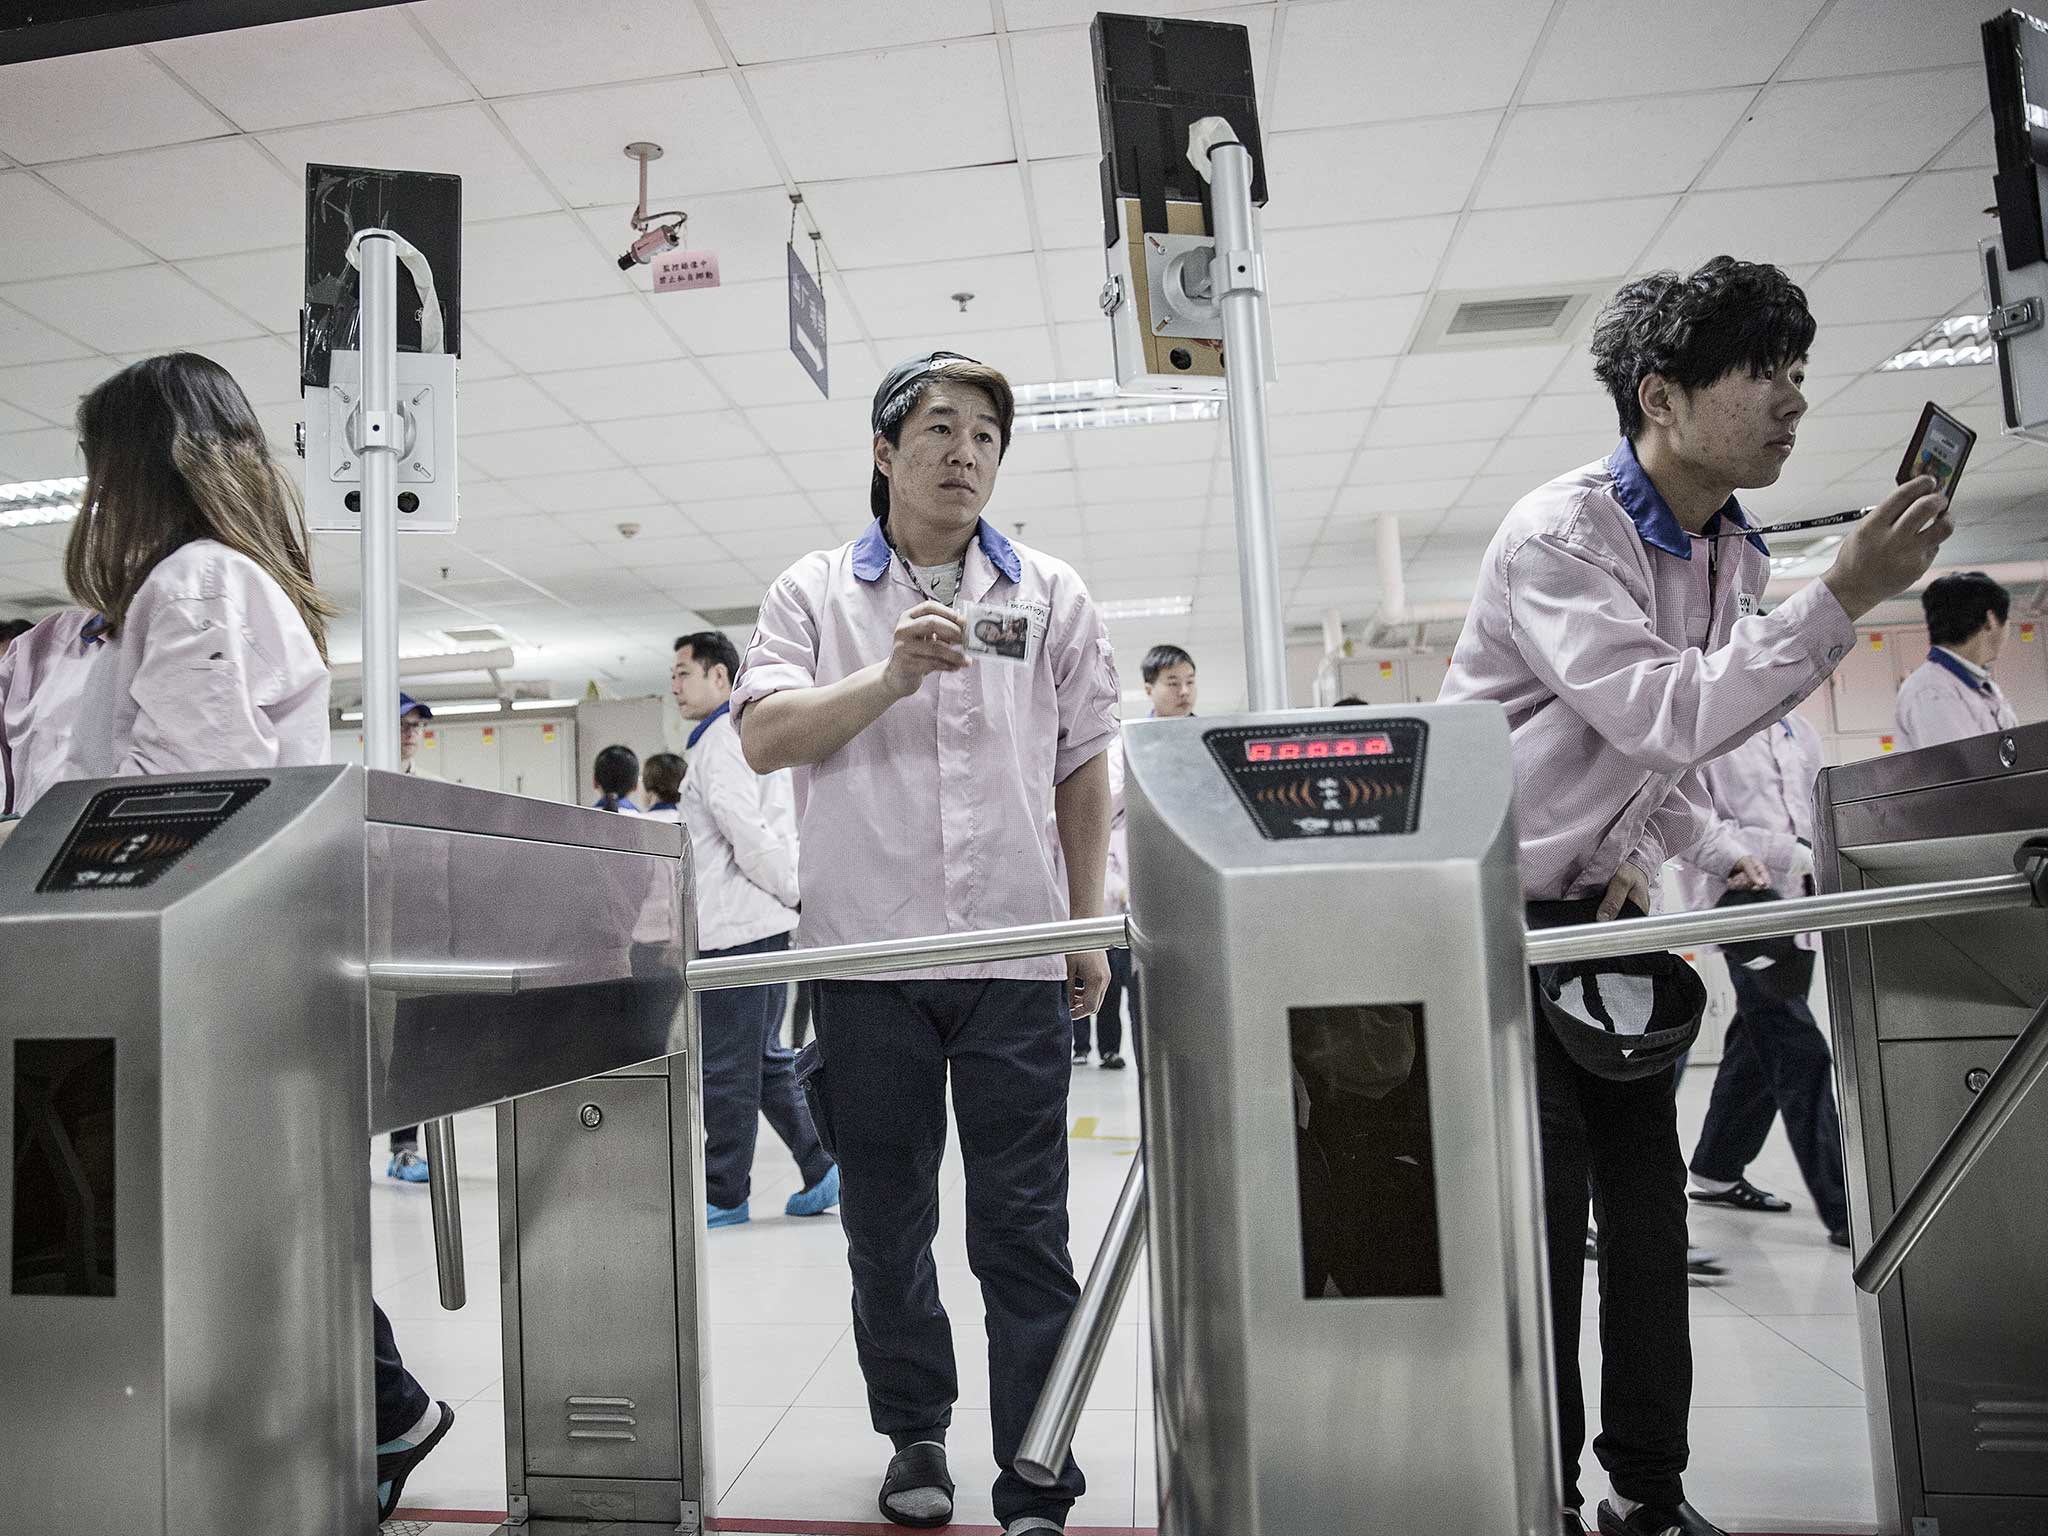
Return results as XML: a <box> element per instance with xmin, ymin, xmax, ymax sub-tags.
<box><xmin>61</xmin><ymin>539</ymin><xmax>329</xmax><ymax>781</ymax></box>
<box><xmin>0</xmin><ymin>609</ymin><xmax>99</xmax><ymax>815</ymax></box>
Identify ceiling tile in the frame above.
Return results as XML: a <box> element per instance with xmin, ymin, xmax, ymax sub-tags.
<box><xmin>1006</xmin><ymin>0</ymin><xmax>1250</xmax><ymax>26</ymax></box>
<box><xmin>457</xmin><ymin>375</ymin><xmax>575</xmax><ymax>433</ymax></box>
<box><xmin>172</xmin><ymin>335</ymin><xmax>301</xmax><ymax>405</ymax></box>
<box><xmin>1266</xmin><ymin>217</ymin><xmax>1458</xmax><ymax>303</ymax></box>
<box><xmin>1780</xmin><ymin>410</ymin><xmax>1904</xmax><ymax>457</ymax></box>
<box><xmin>1802</xmin><ymin>251</ymin><xmax>1984</xmax><ymax>326</ymax></box>
<box><xmin>0</xmin><ymin>426</ymin><xmax>84</xmax><ymax>480</ymax></box>
<box><xmin>708</xmin><ymin>0</ymin><xmax>993</xmax><ymax>63</ymax></box>
<box><xmin>466</xmin><ymin>295</ymin><xmax>684</xmax><ymax>371</ymax></box>
<box><xmin>1007</xmin><ymin>28</ymin><xmax>1101</xmax><ymax>161</ymax></box>
<box><xmin>1273</xmin><ymin>0</ymin><xmax>1547</xmax><ymax>129</ymax></box>
<box><xmin>1265</xmin><ymin>410</ymin><xmax>1367</xmax><ymax>458</ymax></box>
<box><xmin>1441</xmin><ymin>197</ymin><xmax>1675</xmax><ymax>289</ymax></box>
<box><xmin>1476</xmin><ymin>90</ymin><xmax>1754</xmax><ymax>209</ymax></box>
<box><xmin>1635</xmin><ymin>177</ymin><xmax>1906</xmax><ymax>272</ymax></box>
<box><xmin>840</xmin><ymin>252</ymin><xmax>1045</xmax><ymax>337</ymax></box>
<box><xmin>176</xmin><ymin>247</ymin><xmax>301</xmax><ymax>335</ymax></box>
<box><xmin>1382</xmin><ymin>344</ymin><xmax>1570</xmax><ymax>408</ymax></box>
<box><xmin>1511</xmin><ymin>391</ymin><xmax>1618</xmax><ymax>439</ymax></box>
<box><xmin>41</xmin><ymin>138</ymin><xmax>299</xmax><ymax>260</ymax></box>
<box><xmin>1266</xmin><ymin>113</ymin><xmax>1500</xmax><ymax>228</ymax></box>
<box><xmin>778</xmin><ymin>447</ymin><xmax>870</xmax><ymax>493</ymax></box>
<box><xmin>1844</xmin><ymin>169</ymin><xmax>1999</xmax><ymax>260</ymax></box>
<box><xmin>1042</xmin><ymin>248</ymin><xmax>1113</xmax><ymax>325</ymax></box>
<box><xmin>1780</xmin><ymin>0</ymin><xmax>2000</xmax><ymax>80</ymax></box>
<box><xmin>1934</xmin><ymin>109</ymin><xmax>1994</xmax><ymax>171</ymax></box>
<box><xmin>646</xmin><ymin>455</ymin><xmax>798</xmax><ymax>500</ymax></box>
<box><xmin>1366</xmin><ymin>397</ymin><xmax>1524</xmax><ymax>448</ymax></box>
<box><xmin>462</xmin><ymin>212</ymin><xmax>635</xmax><ymax>310</ymax></box>
<box><xmin>493</xmin><ymin>76</ymin><xmax>781</xmax><ymax>205</ymax></box>
<box><xmin>0</xmin><ymin>49</ymin><xmax>224</xmax><ymax>164</ymax></box>
<box><xmin>0</xmin><ymin>400</ymin><xmax>47</xmax><ymax>433</ymax></box>
<box><xmin>1070</xmin><ymin>419</ymin><xmax>1225</xmax><ymax>468</ymax></box>
<box><xmin>1703</xmin><ymin>67</ymin><xmax>1985</xmax><ymax>189</ymax></box>
<box><xmin>651</xmin><ymin>278</ymin><xmax>796</xmax><ymax>356</ymax></box>
<box><xmin>664</xmin><ymin>493</ymin><xmax>821</xmax><ymax>530</ymax></box>
<box><xmin>877</xmin><ymin>325</ymin><xmax>1060</xmax><ymax>384</ymax></box>
<box><xmin>988</xmin><ymin>469</ymin><xmax>1078</xmax><ymax>512</ymax></box>
<box><xmin>1348</xmin><ymin>441</ymin><xmax>1496</xmax><ymax>482</ymax></box>
<box><xmin>1480</xmin><ymin>432</ymin><xmax>1613</xmax><ymax>480</ymax></box>
<box><xmin>1268</xmin><ymin>294</ymin><xmax>1425</xmax><ymax>364</ymax></box>
<box><xmin>1811</xmin><ymin>364</ymin><xmax>1989</xmax><ymax>420</ymax></box>
<box><xmin>1079</xmin><ymin>462</ymin><xmax>1211</xmax><ymax>503</ymax></box>
<box><xmin>4</xmin><ymin>265</ymin><xmax>259</xmax><ymax>353</ymax></box>
<box><xmin>592</xmin><ymin>409</ymin><xmax>768</xmax><ymax>465</ymax></box>
<box><xmin>0</xmin><ymin>173</ymin><xmax>153</xmax><ymax>283</ymax></box>
<box><xmin>1053</xmin><ymin>320</ymin><xmax>1116</xmax><ymax>378</ymax></box>
<box><xmin>1267</xmin><ymin>356</ymin><xmax>1396</xmax><ymax>412</ymax></box>
<box><xmin>492</xmin><ymin>466</ymin><xmax>666</xmax><ymax>513</ymax></box>
<box><xmin>1029</xmin><ymin>158</ymin><xmax>1107</xmax><ymax>252</ymax></box>
<box><xmin>746</xmin><ymin>40</ymin><xmax>1013</xmax><ymax>181</ymax></box>
<box><xmin>1806</xmin><ymin>318</ymin><xmax>1931</xmax><ymax>377</ymax></box>
<box><xmin>743</xmin><ymin>395</ymin><xmax>872</xmax><ymax>444</ymax></box>
<box><xmin>460</xmin><ymin>423</ymin><xmax>622</xmax><ymax>479</ymax></box>
<box><xmin>702</xmin><ymin>348</ymin><xmax>852</xmax><ymax>406</ymax></box>
<box><xmin>804</xmin><ymin>165</ymin><xmax>1033</xmax><ymax>269</ymax></box>
<box><xmin>0</xmin><ymin>356</ymin><xmax>113</xmax><ymax>423</ymax></box>
<box><xmin>151</xmin><ymin>10</ymin><xmax>470</xmax><ymax>130</ymax></box>
<box><xmin>535</xmin><ymin>357</ymin><xmax>728</xmax><ymax>420</ymax></box>
<box><xmin>259</xmin><ymin>105</ymin><xmax>557</xmax><ymax>222</ymax></box>
<box><xmin>1523</xmin><ymin>0</ymin><xmax>1826</xmax><ymax>104</ymax></box>
<box><xmin>414</xmin><ymin>0</ymin><xmax>723</xmax><ymax>93</ymax></box>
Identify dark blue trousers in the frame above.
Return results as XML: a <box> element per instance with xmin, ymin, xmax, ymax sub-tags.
<box><xmin>374</xmin><ymin>1302</ymin><xmax>428</xmax><ymax>1442</ymax></box>
<box><xmin>812</xmin><ymin>978</ymin><xmax>1085</xmax><ymax>1527</ymax></box>
<box><xmin>1691</xmin><ymin>951</ymin><xmax>1849</xmax><ymax>1233</ymax></box>
<box><xmin>1076</xmin><ymin>945</ymin><xmax>1141</xmax><ymax>1058</ymax></box>
<box><xmin>700</xmin><ymin>931</ymin><xmax>832</xmax><ymax>1209</ymax></box>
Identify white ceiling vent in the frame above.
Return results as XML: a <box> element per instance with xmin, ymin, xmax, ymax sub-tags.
<box><xmin>434</xmin><ymin>624</ymin><xmax>512</xmax><ymax>648</ymax></box>
<box><xmin>1411</xmin><ymin>285</ymin><xmax>1597</xmax><ymax>352</ymax></box>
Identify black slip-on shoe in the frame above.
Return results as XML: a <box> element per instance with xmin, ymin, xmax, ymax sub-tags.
<box><xmin>1597</xmin><ymin>1498</ymin><xmax>1728</xmax><ymax>1536</ymax></box>
<box><xmin>1689</xmin><ymin>1176</ymin><xmax>1791</xmax><ymax>1213</ymax></box>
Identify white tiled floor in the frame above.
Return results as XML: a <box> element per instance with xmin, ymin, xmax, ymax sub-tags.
<box><xmin>376</xmin><ymin>1061</ymin><xmax>1877</xmax><ymax>1534</ymax></box>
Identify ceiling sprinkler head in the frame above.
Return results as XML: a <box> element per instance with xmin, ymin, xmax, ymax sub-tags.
<box><xmin>951</xmin><ymin>291</ymin><xmax>974</xmax><ymax>313</ymax></box>
<box><xmin>617</xmin><ymin>521</ymin><xmax>641</xmax><ymax>540</ymax></box>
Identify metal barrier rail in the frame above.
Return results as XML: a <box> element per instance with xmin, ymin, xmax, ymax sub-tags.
<box><xmin>686</xmin><ymin>914</ymin><xmax>1130</xmax><ymax>992</ymax></box>
<box><xmin>1854</xmin><ymin>990</ymin><xmax>2048</xmax><ymax>1294</ymax></box>
<box><xmin>1015</xmin><ymin>1156</ymin><xmax>1148</xmax><ymax>1488</ymax></box>
<box><xmin>1522</xmin><ymin>872</ymin><xmax>2037</xmax><ymax>966</ymax></box>
<box><xmin>682</xmin><ymin>874</ymin><xmax>2039</xmax><ymax>994</ymax></box>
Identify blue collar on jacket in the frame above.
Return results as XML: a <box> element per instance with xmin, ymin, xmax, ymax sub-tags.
<box><xmin>1608</xmin><ymin>437</ymin><xmax>1768</xmax><ymax>558</ymax></box>
<box><xmin>851</xmin><ymin>517</ymin><xmax>1022</xmax><ymax>584</ymax></box>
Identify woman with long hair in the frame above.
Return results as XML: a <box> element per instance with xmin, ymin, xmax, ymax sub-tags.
<box><xmin>59</xmin><ymin>352</ymin><xmax>452</xmax><ymax>1518</ymax></box>
<box><xmin>62</xmin><ymin>351</ymin><xmax>334</xmax><ymax>777</ymax></box>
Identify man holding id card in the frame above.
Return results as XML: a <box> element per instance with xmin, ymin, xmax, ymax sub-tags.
<box><xmin>733</xmin><ymin>352</ymin><xmax>1118</xmax><ymax>1536</ymax></box>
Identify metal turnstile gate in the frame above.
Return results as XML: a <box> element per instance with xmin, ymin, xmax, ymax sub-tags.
<box><xmin>1117</xmin><ymin>706</ymin><xmax>1557</xmax><ymax>1536</ymax></box>
<box><xmin>1</xmin><ymin>766</ymin><xmax>706</xmax><ymax>1535</ymax></box>
<box><xmin>1818</xmin><ymin>725</ymin><xmax>2048</xmax><ymax>1536</ymax></box>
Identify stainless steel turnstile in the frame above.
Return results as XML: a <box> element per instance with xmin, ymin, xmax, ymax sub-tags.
<box><xmin>1817</xmin><ymin>725</ymin><xmax>2048</xmax><ymax>1536</ymax></box>
<box><xmin>1114</xmin><ymin>706</ymin><xmax>1557</xmax><ymax>1536</ymax></box>
<box><xmin>1</xmin><ymin>766</ymin><xmax>705</xmax><ymax>1536</ymax></box>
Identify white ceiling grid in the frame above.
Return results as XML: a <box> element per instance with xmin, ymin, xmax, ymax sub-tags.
<box><xmin>0</xmin><ymin>0</ymin><xmax>2032</xmax><ymax>710</ymax></box>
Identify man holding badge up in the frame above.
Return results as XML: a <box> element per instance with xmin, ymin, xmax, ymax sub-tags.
<box><xmin>733</xmin><ymin>351</ymin><xmax>1120</xmax><ymax>1536</ymax></box>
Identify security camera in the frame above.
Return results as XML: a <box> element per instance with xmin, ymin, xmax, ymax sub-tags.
<box><xmin>617</xmin><ymin>521</ymin><xmax>641</xmax><ymax>540</ymax></box>
<box><xmin>618</xmin><ymin>224</ymin><xmax>681</xmax><ymax>270</ymax></box>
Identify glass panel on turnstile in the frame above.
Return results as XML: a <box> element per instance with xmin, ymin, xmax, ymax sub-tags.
<box><xmin>12</xmin><ymin>1038</ymin><xmax>116</xmax><ymax>1297</ymax></box>
<box><xmin>1289</xmin><ymin>1004</ymin><xmax>1442</xmax><ymax>1299</ymax></box>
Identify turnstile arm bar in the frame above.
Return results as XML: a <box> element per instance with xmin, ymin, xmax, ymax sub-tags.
<box><xmin>1853</xmin><ymin>989</ymin><xmax>2048</xmax><ymax>1294</ymax></box>
<box><xmin>686</xmin><ymin>914</ymin><xmax>1130</xmax><ymax>993</ymax></box>
<box><xmin>1521</xmin><ymin>872</ymin><xmax>2037</xmax><ymax>967</ymax></box>
<box><xmin>423</xmin><ymin>1116</ymin><xmax>465</xmax><ymax>1310</ymax></box>
<box><xmin>1016</xmin><ymin>1154</ymin><xmax>1147</xmax><ymax>1488</ymax></box>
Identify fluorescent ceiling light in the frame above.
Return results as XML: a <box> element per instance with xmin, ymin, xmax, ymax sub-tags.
<box><xmin>1097</xmin><ymin>594</ymin><xmax>1194</xmax><ymax>620</ymax></box>
<box><xmin>1879</xmin><ymin>315</ymin><xmax>1993</xmax><ymax>371</ymax></box>
<box><xmin>510</xmin><ymin>697</ymin><xmax>578</xmax><ymax>710</ymax></box>
<box><xmin>1768</xmin><ymin>533</ymin><xmax>1843</xmax><ymax>577</ymax></box>
<box><xmin>0</xmin><ymin>476</ymin><xmax>86</xmax><ymax>530</ymax></box>
<box><xmin>340</xmin><ymin>697</ymin><xmax>503</xmax><ymax>722</ymax></box>
<box><xmin>1011</xmin><ymin>378</ymin><xmax>1224</xmax><ymax>433</ymax></box>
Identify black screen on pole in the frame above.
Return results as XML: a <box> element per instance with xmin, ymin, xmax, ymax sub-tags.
<box><xmin>301</xmin><ymin>162</ymin><xmax>462</xmax><ymax>389</ymax></box>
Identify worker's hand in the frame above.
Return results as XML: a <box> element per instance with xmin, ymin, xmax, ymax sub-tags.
<box><xmin>1726</xmin><ymin>854</ymin><xmax>1771</xmax><ymax>891</ymax></box>
<box><xmin>1596</xmin><ymin>860</ymin><xmax>1650</xmax><ymax>922</ymax></box>
<box><xmin>881</xmin><ymin>600</ymin><xmax>968</xmax><ymax>698</ymax></box>
<box><xmin>1068</xmin><ymin>949</ymin><xmax>1110</xmax><ymax>1020</ymax></box>
<box><xmin>1823</xmin><ymin>474</ymin><xmax>1952</xmax><ymax>620</ymax></box>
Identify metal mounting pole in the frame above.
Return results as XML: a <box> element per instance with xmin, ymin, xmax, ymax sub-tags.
<box><xmin>1205</xmin><ymin>131</ymin><xmax>1289</xmax><ymax>712</ymax></box>
<box><xmin>358</xmin><ymin>229</ymin><xmax>466</xmax><ymax>1312</ymax></box>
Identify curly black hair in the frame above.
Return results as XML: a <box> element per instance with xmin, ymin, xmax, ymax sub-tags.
<box><xmin>1589</xmin><ymin>256</ymin><xmax>1816</xmax><ymax>438</ymax></box>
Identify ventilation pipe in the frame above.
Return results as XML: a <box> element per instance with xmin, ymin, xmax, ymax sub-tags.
<box><xmin>1763</xmin><ymin>558</ymin><xmax>2048</xmax><ymax>617</ymax></box>
<box><xmin>1367</xmin><ymin>515</ymin><xmax>1468</xmax><ymax>647</ymax></box>
<box><xmin>1313</xmin><ymin>608</ymin><xmax>1350</xmax><ymax>706</ymax></box>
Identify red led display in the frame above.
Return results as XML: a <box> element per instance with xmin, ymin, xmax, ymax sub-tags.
<box><xmin>1244</xmin><ymin>733</ymin><xmax>1394</xmax><ymax>763</ymax></box>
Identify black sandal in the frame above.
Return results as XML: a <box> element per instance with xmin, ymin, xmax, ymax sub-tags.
<box><xmin>879</xmin><ymin>1440</ymin><xmax>955</xmax><ymax>1529</ymax></box>
<box><xmin>377</xmin><ymin>1400</ymin><xmax>455</xmax><ymax>1522</ymax></box>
